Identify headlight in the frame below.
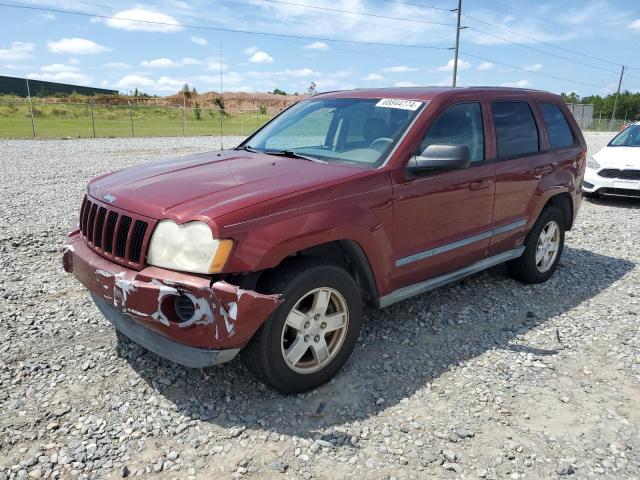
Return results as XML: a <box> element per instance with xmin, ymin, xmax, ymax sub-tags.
<box><xmin>147</xmin><ymin>220</ymin><xmax>233</xmax><ymax>274</ymax></box>
<box><xmin>587</xmin><ymin>156</ymin><xmax>600</xmax><ymax>170</ymax></box>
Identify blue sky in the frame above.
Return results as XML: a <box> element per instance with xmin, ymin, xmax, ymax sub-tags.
<box><xmin>1</xmin><ymin>0</ymin><xmax>640</xmax><ymax>96</ymax></box>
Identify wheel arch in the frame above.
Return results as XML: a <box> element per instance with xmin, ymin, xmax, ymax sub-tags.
<box><xmin>253</xmin><ymin>239</ymin><xmax>379</xmax><ymax>306</ymax></box>
<box><xmin>544</xmin><ymin>192</ymin><xmax>574</xmax><ymax>230</ymax></box>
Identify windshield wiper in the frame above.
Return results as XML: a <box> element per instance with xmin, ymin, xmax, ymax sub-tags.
<box><xmin>236</xmin><ymin>145</ymin><xmax>261</xmax><ymax>153</ymax></box>
<box><xmin>262</xmin><ymin>150</ymin><xmax>319</xmax><ymax>162</ymax></box>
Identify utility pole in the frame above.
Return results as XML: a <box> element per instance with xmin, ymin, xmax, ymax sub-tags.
<box><xmin>610</xmin><ymin>65</ymin><xmax>625</xmax><ymax>130</ymax></box>
<box><xmin>25</xmin><ymin>78</ymin><xmax>36</xmax><ymax>138</ymax></box>
<box><xmin>219</xmin><ymin>41</ymin><xmax>224</xmax><ymax>150</ymax></box>
<box><xmin>452</xmin><ymin>0</ymin><xmax>462</xmax><ymax>87</ymax></box>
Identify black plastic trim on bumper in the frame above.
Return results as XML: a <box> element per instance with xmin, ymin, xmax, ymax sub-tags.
<box><xmin>91</xmin><ymin>293</ymin><xmax>240</xmax><ymax>368</ymax></box>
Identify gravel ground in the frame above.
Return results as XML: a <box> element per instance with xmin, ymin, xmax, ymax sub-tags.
<box><xmin>1</xmin><ymin>132</ymin><xmax>639</xmax><ymax>479</ymax></box>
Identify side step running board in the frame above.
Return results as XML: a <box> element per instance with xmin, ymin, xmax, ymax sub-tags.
<box><xmin>378</xmin><ymin>247</ymin><xmax>525</xmax><ymax>308</ymax></box>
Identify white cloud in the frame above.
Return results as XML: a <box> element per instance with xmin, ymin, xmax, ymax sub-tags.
<box><xmin>181</xmin><ymin>57</ymin><xmax>203</xmax><ymax>65</ymax></box>
<box><xmin>329</xmin><ymin>70</ymin><xmax>351</xmax><ymax>78</ymax></box>
<box><xmin>314</xmin><ymin>79</ymin><xmax>354</xmax><ymax>91</ymax></box>
<box><xmin>283</xmin><ymin>68</ymin><xmax>316</xmax><ymax>77</ymax></box>
<box><xmin>524</xmin><ymin>63</ymin><xmax>543</xmax><ymax>72</ymax></box>
<box><xmin>113</xmin><ymin>75</ymin><xmax>157</xmax><ymax>89</ymax></box>
<box><xmin>27</xmin><ymin>71</ymin><xmax>92</xmax><ymax>85</ymax></box>
<box><xmin>141</xmin><ymin>57</ymin><xmax>177</xmax><ymax>68</ymax></box>
<box><xmin>157</xmin><ymin>76</ymin><xmax>185</xmax><ymax>90</ymax></box>
<box><xmin>477</xmin><ymin>61</ymin><xmax>494</xmax><ymax>71</ymax></box>
<box><xmin>225</xmin><ymin>72</ymin><xmax>245</xmax><ymax>84</ymax></box>
<box><xmin>249</xmin><ymin>51</ymin><xmax>274</xmax><ymax>64</ymax></box>
<box><xmin>0</xmin><ymin>41</ymin><xmax>34</xmax><ymax>61</ymax></box>
<box><xmin>140</xmin><ymin>57</ymin><xmax>204</xmax><ymax>68</ymax></box>
<box><xmin>47</xmin><ymin>38</ymin><xmax>109</xmax><ymax>55</ymax></box>
<box><xmin>382</xmin><ymin>66</ymin><xmax>419</xmax><ymax>73</ymax></box>
<box><xmin>244</xmin><ymin>46</ymin><xmax>258</xmax><ymax>55</ymax></box>
<box><xmin>246</xmin><ymin>69</ymin><xmax>318</xmax><ymax>79</ymax></box>
<box><xmin>631</xmin><ymin>19</ymin><xmax>640</xmax><ymax>30</ymax></box>
<box><xmin>190</xmin><ymin>35</ymin><xmax>207</xmax><ymax>45</ymax></box>
<box><xmin>104</xmin><ymin>62</ymin><xmax>130</xmax><ymax>69</ymax></box>
<box><xmin>206</xmin><ymin>59</ymin><xmax>228</xmax><ymax>71</ymax></box>
<box><xmin>229</xmin><ymin>86</ymin><xmax>254</xmax><ymax>93</ymax></box>
<box><xmin>437</xmin><ymin>58</ymin><xmax>470</xmax><ymax>72</ymax></box>
<box><xmin>41</xmin><ymin>63</ymin><xmax>80</xmax><ymax>73</ymax></box>
<box><xmin>395</xmin><ymin>81</ymin><xmax>419</xmax><ymax>87</ymax></box>
<box><xmin>105</xmin><ymin>8</ymin><xmax>182</xmax><ymax>33</ymax></box>
<box><xmin>304</xmin><ymin>41</ymin><xmax>329</xmax><ymax>50</ymax></box>
<box><xmin>500</xmin><ymin>80</ymin><xmax>533</xmax><ymax>88</ymax></box>
<box><xmin>362</xmin><ymin>73</ymin><xmax>383</xmax><ymax>81</ymax></box>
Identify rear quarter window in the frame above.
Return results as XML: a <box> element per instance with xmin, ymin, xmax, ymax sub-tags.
<box><xmin>491</xmin><ymin>101</ymin><xmax>539</xmax><ymax>159</ymax></box>
<box><xmin>539</xmin><ymin>103</ymin><xmax>575</xmax><ymax>149</ymax></box>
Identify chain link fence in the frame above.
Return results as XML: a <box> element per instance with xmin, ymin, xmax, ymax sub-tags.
<box><xmin>0</xmin><ymin>99</ymin><xmax>276</xmax><ymax>139</ymax></box>
<box><xmin>1</xmin><ymin>97</ymin><xmax>632</xmax><ymax>139</ymax></box>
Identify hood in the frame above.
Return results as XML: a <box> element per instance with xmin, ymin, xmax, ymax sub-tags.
<box><xmin>88</xmin><ymin>150</ymin><xmax>362</xmax><ymax>222</ymax></box>
<box><xmin>593</xmin><ymin>145</ymin><xmax>640</xmax><ymax>168</ymax></box>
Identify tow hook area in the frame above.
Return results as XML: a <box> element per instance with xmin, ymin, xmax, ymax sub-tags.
<box><xmin>63</xmin><ymin>232</ymin><xmax>283</xmax><ymax>350</ymax></box>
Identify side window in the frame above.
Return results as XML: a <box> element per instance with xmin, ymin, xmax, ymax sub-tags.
<box><xmin>419</xmin><ymin>102</ymin><xmax>484</xmax><ymax>163</ymax></box>
<box><xmin>539</xmin><ymin>103</ymin><xmax>575</xmax><ymax>149</ymax></box>
<box><xmin>491</xmin><ymin>102</ymin><xmax>539</xmax><ymax>159</ymax></box>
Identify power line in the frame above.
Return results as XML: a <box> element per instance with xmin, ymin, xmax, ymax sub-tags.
<box><xmin>255</xmin><ymin>0</ymin><xmax>457</xmax><ymax>27</ymax></box>
<box><xmin>465</xmin><ymin>26</ymin><xmax>620</xmax><ymax>76</ymax></box>
<box><xmin>0</xmin><ymin>2</ymin><xmax>453</xmax><ymax>50</ymax></box>
<box><xmin>461</xmin><ymin>12</ymin><xmax>640</xmax><ymax>72</ymax></box>
<box><xmin>460</xmin><ymin>51</ymin><xmax>614</xmax><ymax>91</ymax></box>
<box><xmin>372</xmin><ymin>0</ymin><xmax>456</xmax><ymax>12</ymax></box>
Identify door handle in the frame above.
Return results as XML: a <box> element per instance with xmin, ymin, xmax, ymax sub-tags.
<box><xmin>469</xmin><ymin>179</ymin><xmax>493</xmax><ymax>191</ymax></box>
<box><xmin>535</xmin><ymin>165</ymin><xmax>554</xmax><ymax>176</ymax></box>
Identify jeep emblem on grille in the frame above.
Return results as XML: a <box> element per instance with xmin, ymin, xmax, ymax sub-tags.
<box><xmin>103</xmin><ymin>193</ymin><xmax>116</xmax><ymax>204</ymax></box>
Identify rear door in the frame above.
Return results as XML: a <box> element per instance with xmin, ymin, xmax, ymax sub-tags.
<box><xmin>489</xmin><ymin>99</ymin><xmax>582</xmax><ymax>256</ymax></box>
<box><xmin>392</xmin><ymin>101</ymin><xmax>496</xmax><ymax>288</ymax></box>
<box><xmin>488</xmin><ymin>100</ymin><xmax>548</xmax><ymax>256</ymax></box>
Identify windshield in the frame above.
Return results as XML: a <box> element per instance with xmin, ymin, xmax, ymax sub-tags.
<box><xmin>243</xmin><ymin>97</ymin><xmax>424</xmax><ymax>167</ymax></box>
<box><xmin>609</xmin><ymin>124</ymin><xmax>640</xmax><ymax>147</ymax></box>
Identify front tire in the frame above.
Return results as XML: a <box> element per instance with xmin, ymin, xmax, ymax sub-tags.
<box><xmin>241</xmin><ymin>258</ymin><xmax>362</xmax><ymax>394</ymax></box>
<box><xmin>508</xmin><ymin>206</ymin><xmax>565</xmax><ymax>284</ymax></box>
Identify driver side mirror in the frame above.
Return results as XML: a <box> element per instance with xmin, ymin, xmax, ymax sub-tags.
<box><xmin>407</xmin><ymin>144</ymin><xmax>471</xmax><ymax>172</ymax></box>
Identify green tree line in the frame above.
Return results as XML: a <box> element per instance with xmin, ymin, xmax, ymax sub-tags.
<box><xmin>561</xmin><ymin>91</ymin><xmax>640</xmax><ymax>121</ymax></box>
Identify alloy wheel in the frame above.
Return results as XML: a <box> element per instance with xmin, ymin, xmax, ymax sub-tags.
<box><xmin>280</xmin><ymin>287</ymin><xmax>349</xmax><ymax>374</ymax></box>
<box><xmin>535</xmin><ymin>220</ymin><xmax>560</xmax><ymax>273</ymax></box>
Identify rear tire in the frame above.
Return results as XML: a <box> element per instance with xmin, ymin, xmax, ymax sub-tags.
<box><xmin>241</xmin><ymin>257</ymin><xmax>362</xmax><ymax>394</ymax></box>
<box><xmin>508</xmin><ymin>206</ymin><xmax>565</xmax><ymax>284</ymax></box>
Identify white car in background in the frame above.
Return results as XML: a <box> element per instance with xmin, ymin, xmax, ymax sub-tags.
<box><xmin>583</xmin><ymin>122</ymin><xmax>640</xmax><ymax>198</ymax></box>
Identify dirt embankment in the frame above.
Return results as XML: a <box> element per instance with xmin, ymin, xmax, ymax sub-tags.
<box><xmin>5</xmin><ymin>91</ymin><xmax>307</xmax><ymax>113</ymax></box>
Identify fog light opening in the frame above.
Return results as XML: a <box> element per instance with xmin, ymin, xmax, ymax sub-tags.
<box><xmin>174</xmin><ymin>295</ymin><xmax>196</xmax><ymax>323</ymax></box>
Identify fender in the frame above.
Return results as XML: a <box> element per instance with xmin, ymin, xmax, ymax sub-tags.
<box><xmin>216</xmin><ymin>172</ymin><xmax>396</xmax><ymax>296</ymax></box>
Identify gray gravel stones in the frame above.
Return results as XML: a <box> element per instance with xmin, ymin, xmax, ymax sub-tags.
<box><xmin>1</xmin><ymin>133</ymin><xmax>639</xmax><ymax>479</ymax></box>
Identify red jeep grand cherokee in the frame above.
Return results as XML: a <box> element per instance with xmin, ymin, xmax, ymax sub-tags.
<box><xmin>63</xmin><ymin>87</ymin><xmax>586</xmax><ymax>393</ymax></box>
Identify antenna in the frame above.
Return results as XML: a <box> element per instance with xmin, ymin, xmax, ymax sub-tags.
<box><xmin>219</xmin><ymin>41</ymin><xmax>223</xmax><ymax>150</ymax></box>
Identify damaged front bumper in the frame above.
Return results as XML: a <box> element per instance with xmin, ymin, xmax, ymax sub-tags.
<box><xmin>62</xmin><ymin>230</ymin><xmax>282</xmax><ymax>368</ymax></box>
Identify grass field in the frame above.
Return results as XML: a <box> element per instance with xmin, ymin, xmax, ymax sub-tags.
<box><xmin>0</xmin><ymin>101</ymin><xmax>275</xmax><ymax>138</ymax></box>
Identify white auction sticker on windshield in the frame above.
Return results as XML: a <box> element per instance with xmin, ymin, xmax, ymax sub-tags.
<box><xmin>375</xmin><ymin>98</ymin><xmax>423</xmax><ymax>111</ymax></box>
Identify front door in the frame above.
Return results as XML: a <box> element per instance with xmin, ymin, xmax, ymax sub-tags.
<box><xmin>392</xmin><ymin>101</ymin><xmax>496</xmax><ymax>289</ymax></box>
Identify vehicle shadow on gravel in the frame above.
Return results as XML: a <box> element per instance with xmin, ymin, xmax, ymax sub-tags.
<box><xmin>118</xmin><ymin>246</ymin><xmax>634</xmax><ymax>440</ymax></box>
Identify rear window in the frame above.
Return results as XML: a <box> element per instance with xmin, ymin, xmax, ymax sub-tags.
<box><xmin>491</xmin><ymin>102</ymin><xmax>539</xmax><ymax>159</ymax></box>
<box><xmin>539</xmin><ymin>103</ymin><xmax>575</xmax><ymax>149</ymax></box>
